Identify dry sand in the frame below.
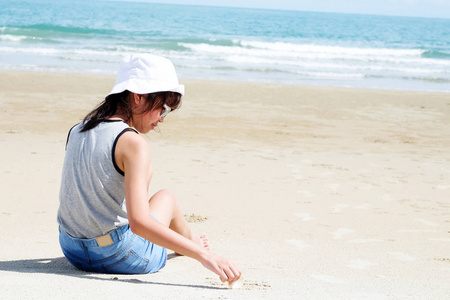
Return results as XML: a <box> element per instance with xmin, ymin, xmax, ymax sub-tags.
<box><xmin>0</xmin><ymin>70</ymin><xmax>449</xmax><ymax>299</ymax></box>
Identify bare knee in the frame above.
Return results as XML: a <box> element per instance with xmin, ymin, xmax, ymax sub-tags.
<box><xmin>153</xmin><ymin>189</ymin><xmax>177</xmax><ymax>207</ymax></box>
<box><xmin>148</xmin><ymin>189</ymin><xmax>179</xmax><ymax>224</ymax></box>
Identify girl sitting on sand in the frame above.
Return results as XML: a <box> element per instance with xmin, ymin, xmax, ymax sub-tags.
<box><xmin>57</xmin><ymin>54</ymin><xmax>241</xmax><ymax>285</ymax></box>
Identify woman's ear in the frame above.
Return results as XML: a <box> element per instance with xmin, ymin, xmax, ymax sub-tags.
<box><xmin>133</xmin><ymin>93</ymin><xmax>141</xmax><ymax>105</ymax></box>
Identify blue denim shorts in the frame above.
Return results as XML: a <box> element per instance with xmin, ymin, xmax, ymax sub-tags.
<box><xmin>59</xmin><ymin>224</ymin><xmax>167</xmax><ymax>274</ymax></box>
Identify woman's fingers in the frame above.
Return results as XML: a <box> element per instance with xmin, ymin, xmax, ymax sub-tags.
<box><xmin>220</xmin><ymin>264</ymin><xmax>242</xmax><ymax>283</ymax></box>
<box><xmin>200</xmin><ymin>252</ymin><xmax>241</xmax><ymax>284</ymax></box>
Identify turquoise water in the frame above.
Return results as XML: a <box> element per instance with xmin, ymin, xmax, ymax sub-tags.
<box><xmin>1</xmin><ymin>0</ymin><xmax>450</xmax><ymax>92</ymax></box>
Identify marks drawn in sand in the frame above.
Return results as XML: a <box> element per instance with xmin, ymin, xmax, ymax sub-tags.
<box><xmin>206</xmin><ymin>277</ymin><xmax>270</xmax><ymax>290</ymax></box>
<box><xmin>184</xmin><ymin>214</ymin><xmax>208</xmax><ymax>223</ymax></box>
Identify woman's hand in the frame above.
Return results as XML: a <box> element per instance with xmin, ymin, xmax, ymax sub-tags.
<box><xmin>199</xmin><ymin>251</ymin><xmax>242</xmax><ymax>284</ymax></box>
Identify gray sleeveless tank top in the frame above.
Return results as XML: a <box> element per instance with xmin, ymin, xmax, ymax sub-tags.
<box><xmin>57</xmin><ymin>120</ymin><xmax>137</xmax><ymax>238</ymax></box>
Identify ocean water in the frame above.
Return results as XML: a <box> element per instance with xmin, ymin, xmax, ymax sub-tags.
<box><xmin>1</xmin><ymin>0</ymin><xmax>450</xmax><ymax>92</ymax></box>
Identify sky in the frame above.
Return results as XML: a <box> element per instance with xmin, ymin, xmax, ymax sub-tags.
<box><xmin>125</xmin><ymin>0</ymin><xmax>450</xmax><ymax>19</ymax></box>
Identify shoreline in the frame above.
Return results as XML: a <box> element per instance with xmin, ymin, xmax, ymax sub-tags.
<box><xmin>2</xmin><ymin>69</ymin><xmax>450</xmax><ymax>95</ymax></box>
<box><xmin>1</xmin><ymin>70</ymin><xmax>449</xmax><ymax>299</ymax></box>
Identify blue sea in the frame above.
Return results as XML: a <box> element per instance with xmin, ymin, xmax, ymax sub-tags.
<box><xmin>1</xmin><ymin>0</ymin><xmax>450</xmax><ymax>92</ymax></box>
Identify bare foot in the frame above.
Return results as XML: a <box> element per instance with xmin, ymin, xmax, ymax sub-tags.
<box><xmin>197</xmin><ymin>233</ymin><xmax>210</xmax><ymax>251</ymax></box>
<box><xmin>175</xmin><ymin>233</ymin><xmax>209</xmax><ymax>255</ymax></box>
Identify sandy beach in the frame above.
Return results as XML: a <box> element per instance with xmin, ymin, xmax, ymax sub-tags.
<box><xmin>0</xmin><ymin>70</ymin><xmax>449</xmax><ymax>299</ymax></box>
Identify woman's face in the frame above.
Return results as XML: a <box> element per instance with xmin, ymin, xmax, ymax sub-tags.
<box><xmin>131</xmin><ymin>94</ymin><xmax>173</xmax><ymax>133</ymax></box>
<box><xmin>135</xmin><ymin>106</ymin><xmax>164</xmax><ymax>133</ymax></box>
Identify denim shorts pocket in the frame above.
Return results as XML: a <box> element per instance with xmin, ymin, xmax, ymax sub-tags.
<box><xmin>101</xmin><ymin>249</ymin><xmax>149</xmax><ymax>274</ymax></box>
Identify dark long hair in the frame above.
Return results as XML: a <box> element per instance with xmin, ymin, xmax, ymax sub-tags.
<box><xmin>81</xmin><ymin>90</ymin><xmax>182</xmax><ymax>132</ymax></box>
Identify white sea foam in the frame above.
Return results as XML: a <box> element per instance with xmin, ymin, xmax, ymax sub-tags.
<box><xmin>1</xmin><ymin>34</ymin><xmax>448</xmax><ymax>91</ymax></box>
<box><xmin>177</xmin><ymin>40</ymin><xmax>450</xmax><ymax>86</ymax></box>
<box><xmin>296</xmin><ymin>71</ymin><xmax>366</xmax><ymax>79</ymax></box>
<box><xmin>0</xmin><ymin>34</ymin><xmax>29</xmax><ymax>42</ymax></box>
<box><xmin>0</xmin><ymin>46</ymin><xmax>127</xmax><ymax>61</ymax></box>
<box><xmin>180</xmin><ymin>41</ymin><xmax>429</xmax><ymax>64</ymax></box>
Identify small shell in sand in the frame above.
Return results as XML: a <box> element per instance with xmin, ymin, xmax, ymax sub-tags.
<box><xmin>228</xmin><ymin>274</ymin><xmax>244</xmax><ymax>289</ymax></box>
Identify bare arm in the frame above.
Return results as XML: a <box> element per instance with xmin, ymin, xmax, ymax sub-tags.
<box><xmin>115</xmin><ymin>131</ymin><xmax>241</xmax><ymax>283</ymax></box>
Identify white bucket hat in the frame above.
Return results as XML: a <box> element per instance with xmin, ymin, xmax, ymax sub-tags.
<box><xmin>106</xmin><ymin>53</ymin><xmax>184</xmax><ymax>98</ymax></box>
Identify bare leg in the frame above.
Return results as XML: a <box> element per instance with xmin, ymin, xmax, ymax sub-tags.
<box><xmin>147</xmin><ymin>189</ymin><xmax>209</xmax><ymax>251</ymax></box>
